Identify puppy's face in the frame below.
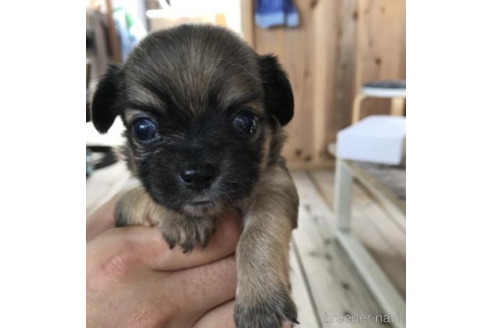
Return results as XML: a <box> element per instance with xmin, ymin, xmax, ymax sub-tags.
<box><xmin>91</xmin><ymin>25</ymin><xmax>294</xmax><ymax>217</ymax></box>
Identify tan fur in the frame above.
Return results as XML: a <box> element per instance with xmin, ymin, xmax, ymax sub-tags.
<box><xmin>115</xmin><ymin>186</ymin><xmax>161</xmax><ymax>227</ymax></box>
<box><xmin>236</xmin><ymin>163</ymin><xmax>298</xmax><ymax>302</ymax></box>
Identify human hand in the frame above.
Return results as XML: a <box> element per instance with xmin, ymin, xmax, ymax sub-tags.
<box><xmin>86</xmin><ymin>198</ymin><xmax>241</xmax><ymax>328</ymax></box>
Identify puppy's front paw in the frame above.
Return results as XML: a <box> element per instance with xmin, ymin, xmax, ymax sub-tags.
<box><xmin>235</xmin><ymin>287</ymin><xmax>298</xmax><ymax>328</ymax></box>
<box><xmin>160</xmin><ymin>217</ymin><xmax>216</xmax><ymax>253</ymax></box>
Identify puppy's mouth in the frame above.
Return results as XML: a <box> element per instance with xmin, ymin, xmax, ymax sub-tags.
<box><xmin>192</xmin><ymin>195</ymin><xmax>212</xmax><ymax>204</ymax></box>
<box><xmin>182</xmin><ymin>196</ymin><xmax>219</xmax><ymax>216</ymax></box>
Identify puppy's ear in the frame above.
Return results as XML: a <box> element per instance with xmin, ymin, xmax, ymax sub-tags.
<box><xmin>91</xmin><ymin>64</ymin><xmax>124</xmax><ymax>133</ymax></box>
<box><xmin>258</xmin><ymin>55</ymin><xmax>294</xmax><ymax>126</ymax></box>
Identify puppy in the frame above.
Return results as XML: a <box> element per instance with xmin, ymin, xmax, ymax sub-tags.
<box><xmin>91</xmin><ymin>24</ymin><xmax>299</xmax><ymax>328</ymax></box>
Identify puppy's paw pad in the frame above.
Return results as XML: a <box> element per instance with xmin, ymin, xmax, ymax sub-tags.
<box><xmin>234</xmin><ymin>291</ymin><xmax>298</xmax><ymax>328</ymax></box>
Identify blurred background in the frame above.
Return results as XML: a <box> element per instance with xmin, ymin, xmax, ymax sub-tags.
<box><xmin>87</xmin><ymin>1</ymin><xmax>406</xmax><ymax>327</ymax></box>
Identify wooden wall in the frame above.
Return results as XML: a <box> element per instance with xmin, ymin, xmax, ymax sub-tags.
<box><xmin>243</xmin><ymin>0</ymin><xmax>406</xmax><ymax>167</ymax></box>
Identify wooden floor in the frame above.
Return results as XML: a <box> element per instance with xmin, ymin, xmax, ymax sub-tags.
<box><xmin>87</xmin><ymin>164</ymin><xmax>406</xmax><ymax>327</ymax></box>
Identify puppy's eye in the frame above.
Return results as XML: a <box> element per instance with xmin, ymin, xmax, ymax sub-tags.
<box><xmin>132</xmin><ymin>118</ymin><xmax>158</xmax><ymax>142</ymax></box>
<box><xmin>234</xmin><ymin>112</ymin><xmax>258</xmax><ymax>135</ymax></box>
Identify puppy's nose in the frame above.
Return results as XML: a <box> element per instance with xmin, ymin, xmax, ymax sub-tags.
<box><xmin>179</xmin><ymin>164</ymin><xmax>216</xmax><ymax>190</ymax></box>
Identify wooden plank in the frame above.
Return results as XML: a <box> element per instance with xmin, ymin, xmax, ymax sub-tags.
<box><xmin>105</xmin><ymin>0</ymin><xmax>122</xmax><ymax>63</ymax></box>
<box><xmin>252</xmin><ymin>0</ymin><xmax>334</xmax><ymax>167</ymax></box>
<box><xmin>345</xmin><ymin>161</ymin><xmax>406</xmax><ymax>229</ymax></box>
<box><xmin>311</xmin><ymin>169</ymin><xmax>406</xmax><ymax>257</ymax></box>
<box><xmin>359</xmin><ymin>181</ymin><xmax>406</xmax><ymax>233</ymax></box>
<box><xmin>328</xmin><ymin>0</ymin><xmax>359</xmax><ymax>142</ymax></box>
<box><xmin>309</xmin><ymin>169</ymin><xmax>406</xmax><ymax>298</ymax></box>
<box><xmin>286</xmin><ymin>160</ymin><xmax>335</xmax><ymax>171</ymax></box>
<box><xmin>355</xmin><ymin>0</ymin><xmax>406</xmax><ymax>119</ymax></box>
<box><xmin>398</xmin><ymin>0</ymin><xmax>406</xmax><ymax>80</ymax></box>
<box><xmin>289</xmin><ymin>242</ymin><xmax>321</xmax><ymax>328</ymax></box>
<box><xmin>359</xmin><ymin>0</ymin><xmax>406</xmax><ymax>83</ymax></box>
<box><xmin>337</xmin><ymin>231</ymin><xmax>406</xmax><ymax>328</ymax></box>
<box><xmin>292</xmin><ymin>170</ymin><xmax>386</xmax><ymax>328</ymax></box>
<box><xmin>240</xmin><ymin>0</ymin><xmax>255</xmax><ymax>48</ymax></box>
<box><xmin>311</xmin><ymin>0</ymin><xmax>338</xmax><ymax>161</ymax></box>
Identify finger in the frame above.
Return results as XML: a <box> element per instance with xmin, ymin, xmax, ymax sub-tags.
<box><xmin>165</xmin><ymin>255</ymin><xmax>237</xmax><ymax>316</ymax></box>
<box><xmin>193</xmin><ymin>300</ymin><xmax>235</xmax><ymax>328</ymax></box>
<box><xmin>86</xmin><ymin>197</ymin><xmax>116</xmax><ymax>241</ymax></box>
<box><xmin>89</xmin><ymin>210</ymin><xmax>242</xmax><ymax>272</ymax></box>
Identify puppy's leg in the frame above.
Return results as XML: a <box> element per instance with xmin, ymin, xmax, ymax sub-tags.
<box><xmin>115</xmin><ymin>186</ymin><xmax>216</xmax><ymax>253</ymax></box>
<box><xmin>235</xmin><ymin>165</ymin><xmax>299</xmax><ymax>328</ymax></box>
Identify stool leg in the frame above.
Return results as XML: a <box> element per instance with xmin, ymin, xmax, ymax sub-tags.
<box><xmin>352</xmin><ymin>94</ymin><xmax>366</xmax><ymax>124</ymax></box>
<box><xmin>390</xmin><ymin>97</ymin><xmax>405</xmax><ymax>117</ymax></box>
<box><xmin>335</xmin><ymin>160</ymin><xmax>353</xmax><ymax>232</ymax></box>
